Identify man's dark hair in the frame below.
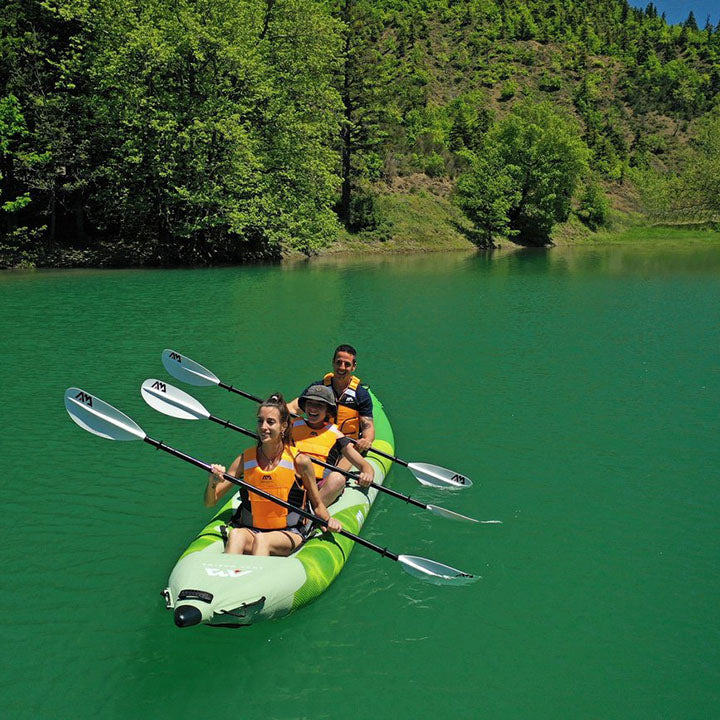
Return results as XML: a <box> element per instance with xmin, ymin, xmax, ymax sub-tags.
<box><xmin>333</xmin><ymin>344</ymin><xmax>357</xmax><ymax>361</ymax></box>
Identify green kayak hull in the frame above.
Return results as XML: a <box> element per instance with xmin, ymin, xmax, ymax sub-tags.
<box><xmin>162</xmin><ymin>391</ymin><xmax>394</xmax><ymax>627</ymax></box>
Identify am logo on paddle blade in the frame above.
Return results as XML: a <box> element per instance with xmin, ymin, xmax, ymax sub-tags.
<box><xmin>152</xmin><ymin>380</ymin><xmax>167</xmax><ymax>392</ymax></box>
<box><xmin>75</xmin><ymin>391</ymin><xmax>93</xmax><ymax>407</ymax></box>
<box><xmin>169</xmin><ymin>351</ymin><xmax>182</xmax><ymax>362</ymax></box>
<box><xmin>451</xmin><ymin>474</ymin><xmax>468</xmax><ymax>485</ymax></box>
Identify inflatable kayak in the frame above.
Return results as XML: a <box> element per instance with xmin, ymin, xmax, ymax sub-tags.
<box><xmin>161</xmin><ymin>390</ymin><xmax>394</xmax><ymax>628</ymax></box>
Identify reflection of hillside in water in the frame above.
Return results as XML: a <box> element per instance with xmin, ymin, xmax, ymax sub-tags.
<box><xmin>289</xmin><ymin>246</ymin><xmax>555</xmax><ymax>278</ymax></box>
<box><xmin>301</xmin><ymin>242</ymin><xmax>720</xmax><ymax>278</ymax></box>
<box><xmin>286</xmin><ymin>248</ymin><xmax>478</xmax><ymax>274</ymax></box>
<box><xmin>542</xmin><ymin>244</ymin><xmax>720</xmax><ymax>277</ymax></box>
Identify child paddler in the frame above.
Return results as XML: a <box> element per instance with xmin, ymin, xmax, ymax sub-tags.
<box><xmin>287</xmin><ymin>344</ymin><xmax>375</xmax><ymax>452</ymax></box>
<box><xmin>291</xmin><ymin>384</ymin><xmax>374</xmax><ymax>508</ymax></box>
<box><xmin>206</xmin><ymin>393</ymin><xmax>342</xmax><ymax>556</ymax></box>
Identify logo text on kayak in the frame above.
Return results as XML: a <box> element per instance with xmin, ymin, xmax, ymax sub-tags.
<box><xmin>205</xmin><ymin>568</ymin><xmax>252</xmax><ymax>578</ymax></box>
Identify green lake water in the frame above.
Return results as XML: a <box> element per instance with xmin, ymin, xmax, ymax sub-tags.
<box><xmin>1</xmin><ymin>244</ymin><xmax>719</xmax><ymax>719</ymax></box>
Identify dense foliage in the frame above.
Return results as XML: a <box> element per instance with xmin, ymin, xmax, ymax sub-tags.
<box><xmin>1</xmin><ymin>0</ymin><xmax>342</xmax><ymax>265</ymax></box>
<box><xmin>1</xmin><ymin>0</ymin><xmax>719</xmax><ymax>266</ymax></box>
<box><xmin>455</xmin><ymin>102</ymin><xmax>589</xmax><ymax>243</ymax></box>
<box><xmin>631</xmin><ymin>107</ymin><xmax>720</xmax><ymax>220</ymax></box>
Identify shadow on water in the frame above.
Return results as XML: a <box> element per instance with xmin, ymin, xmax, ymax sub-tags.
<box><xmin>467</xmin><ymin>242</ymin><xmax>720</xmax><ymax>277</ymax></box>
<box><xmin>297</xmin><ymin>242</ymin><xmax>720</xmax><ymax>281</ymax></box>
<box><xmin>465</xmin><ymin>245</ymin><xmax>553</xmax><ymax>276</ymax></box>
<box><xmin>498</xmin><ymin>246</ymin><xmax>552</xmax><ymax>273</ymax></box>
<box><xmin>549</xmin><ymin>243</ymin><xmax>720</xmax><ymax>276</ymax></box>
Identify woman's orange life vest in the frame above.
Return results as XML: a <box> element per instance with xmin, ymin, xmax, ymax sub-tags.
<box><xmin>323</xmin><ymin>373</ymin><xmax>362</xmax><ymax>439</ymax></box>
<box><xmin>291</xmin><ymin>418</ymin><xmax>344</xmax><ymax>480</ymax></box>
<box><xmin>235</xmin><ymin>446</ymin><xmax>306</xmax><ymax>530</ymax></box>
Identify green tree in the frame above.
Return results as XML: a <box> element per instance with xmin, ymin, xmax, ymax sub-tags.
<box><xmin>0</xmin><ymin>95</ymin><xmax>31</xmax><ymax>214</ymax></box>
<box><xmin>577</xmin><ymin>182</ymin><xmax>609</xmax><ymax>229</ymax></box>
<box><xmin>454</xmin><ymin>147</ymin><xmax>518</xmax><ymax>245</ymax></box>
<box><xmin>0</xmin><ymin>93</ymin><xmax>49</xmax><ymax>265</ymax></box>
<box><xmin>455</xmin><ymin>102</ymin><xmax>589</xmax><ymax>244</ymax></box>
<box><xmin>86</xmin><ymin>0</ymin><xmax>342</xmax><ymax>262</ymax></box>
<box><xmin>676</xmin><ymin>107</ymin><xmax>720</xmax><ymax>217</ymax></box>
<box><xmin>2</xmin><ymin>0</ymin><xmax>720</xmax><ymax>265</ymax></box>
<box><xmin>333</xmin><ymin>0</ymin><xmax>408</xmax><ymax>225</ymax></box>
<box><xmin>1</xmin><ymin>0</ymin><xmax>345</xmax><ymax>265</ymax></box>
<box><xmin>0</xmin><ymin>0</ymin><xmax>95</xmax><ymax>262</ymax></box>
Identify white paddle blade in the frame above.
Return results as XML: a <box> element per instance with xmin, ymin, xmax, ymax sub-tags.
<box><xmin>408</xmin><ymin>462</ymin><xmax>473</xmax><ymax>489</ymax></box>
<box><xmin>162</xmin><ymin>349</ymin><xmax>220</xmax><ymax>387</ymax></box>
<box><xmin>64</xmin><ymin>388</ymin><xmax>146</xmax><ymax>441</ymax></box>
<box><xmin>426</xmin><ymin>504</ymin><xmax>480</xmax><ymax>523</ymax></box>
<box><xmin>141</xmin><ymin>379</ymin><xmax>210</xmax><ymax>420</ymax></box>
<box><xmin>398</xmin><ymin>555</ymin><xmax>477</xmax><ymax>586</ymax></box>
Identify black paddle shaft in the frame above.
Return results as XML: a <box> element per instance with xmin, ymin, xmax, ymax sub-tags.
<box><xmin>217</xmin><ymin>381</ymin><xmax>264</xmax><ymax>404</ymax></box>
<box><xmin>347</xmin><ymin>436</ymin><xmax>410</xmax><ymax>468</ymax></box>
<box><xmin>309</xmin><ymin>456</ymin><xmax>430</xmax><ymax>511</ymax></box>
<box><xmin>208</xmin><ymin>413</ymin><xmax>258</xmax><ymax>440</ymax></box>
<box><xmin>141</xmin><ymin>435</ymin><xmax>400</xmax><ymax>562</ymax></box>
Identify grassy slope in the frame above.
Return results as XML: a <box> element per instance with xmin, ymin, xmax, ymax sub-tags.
<box><xmin>319</xmin><ymin>23</ymin><xmax>720</xmax><ymax>255</ymax></box>
<box><xmin>323</xmin><ymin>185</ymin><xmax>720</xmax><ymax>255</ymax></box>
<box><xmin>325</xmin><ymin>178</ymin><xmax>477</xmax><ymax>254</ymax></box>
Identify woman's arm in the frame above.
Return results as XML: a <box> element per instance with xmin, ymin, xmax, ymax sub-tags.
<box><xmin>204</xmin><ymin>454</ymin><xmax>242</xmax><ymax>507</ymax></box>
<box><xmin>294</xmin><ymin>453</ymin><xmax>342</xmax><ymax>532</ymax></box>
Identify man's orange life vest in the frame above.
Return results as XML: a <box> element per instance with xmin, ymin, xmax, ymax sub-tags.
<box><xmin>323</xmin><ymin>373</ymin><xmax>362</xmax><ymax>439</ymax></box>
<box><xmin>291</xmin><ymin>418</ymin><xmax>344</xmax><ymax>480</ymax></box>
<box><xmin>235</xmin><ymin>446</ymin><xmax>305</xmax><ymax>530</ymax></box>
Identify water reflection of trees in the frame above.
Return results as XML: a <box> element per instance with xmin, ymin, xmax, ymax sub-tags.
<box><xmin>291</xmin><ymin>244</ymin><xmax>720</xmax><ymax>278</ymax></box>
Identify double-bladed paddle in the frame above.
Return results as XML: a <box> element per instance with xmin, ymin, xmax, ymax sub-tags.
<box><xmin>64</xmin><ymin>387</ymin><xmax>476</xmax><ymax>585</ymax></box>
<box><xmin>161</xmin><ymin>349</ymin><xmax>474</xmax><ymax>489</ymax></box>
<box><xmin>140</xmin><ymin>379</ymin><xmax>495</xmax><ymax>525</ymax></box>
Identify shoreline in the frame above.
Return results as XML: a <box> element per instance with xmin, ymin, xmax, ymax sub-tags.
<box><xmin>4</xmin><ymin>210</ymin><xmax>720</xmax><ymax>271</ymax></box>
<box><xmin>304</xmin><ymin>190</ymin><xmax>720</xmax><ymax>258</ymax></box>
<box><xmin>5</xmin><ymin>229</ymin><xmax>720</xmax><ymax>272</ymax></box>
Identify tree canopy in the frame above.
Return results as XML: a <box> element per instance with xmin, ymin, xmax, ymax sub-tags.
<box><xmin>455</xmin><ymin>102</ymin><xmax>589</xmax><ymax>243</ymax></box>
<box><xmin>1</xmin><ymin>0</ymin><xmax>719</xmax><ymax>266</ymax></box>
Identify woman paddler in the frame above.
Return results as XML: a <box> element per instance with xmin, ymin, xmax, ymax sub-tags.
<box><xmin>206</xmin><ymin>393</ymin><xmax>342</xmax><ymax>556</ymax></box>
<box><xmin>291</xmin><ymin>384</ymin><xmax>374</xmax><ymax>507</ymax></box>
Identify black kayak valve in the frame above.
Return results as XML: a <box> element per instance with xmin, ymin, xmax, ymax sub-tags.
<box><xmin>174</xmin><ymin>604</ymin><xmax>203</xmax><ymax>628</ymax></box>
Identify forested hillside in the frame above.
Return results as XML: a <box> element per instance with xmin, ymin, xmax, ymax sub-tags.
<box><xmin>1</xmin><ymin>0</ymin><xmax>719</xmax><ymax>267</ymax></box>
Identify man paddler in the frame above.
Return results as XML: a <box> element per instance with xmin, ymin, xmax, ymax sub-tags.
<box><xmin>288</xmin><ymin>344</ymin><xmax>375</xmax><ymax>452</ymax></box>
<box><xmin>291</xmin><ymin>383</ymin><xmax>374</xmax><ymax>507</ymax></box>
